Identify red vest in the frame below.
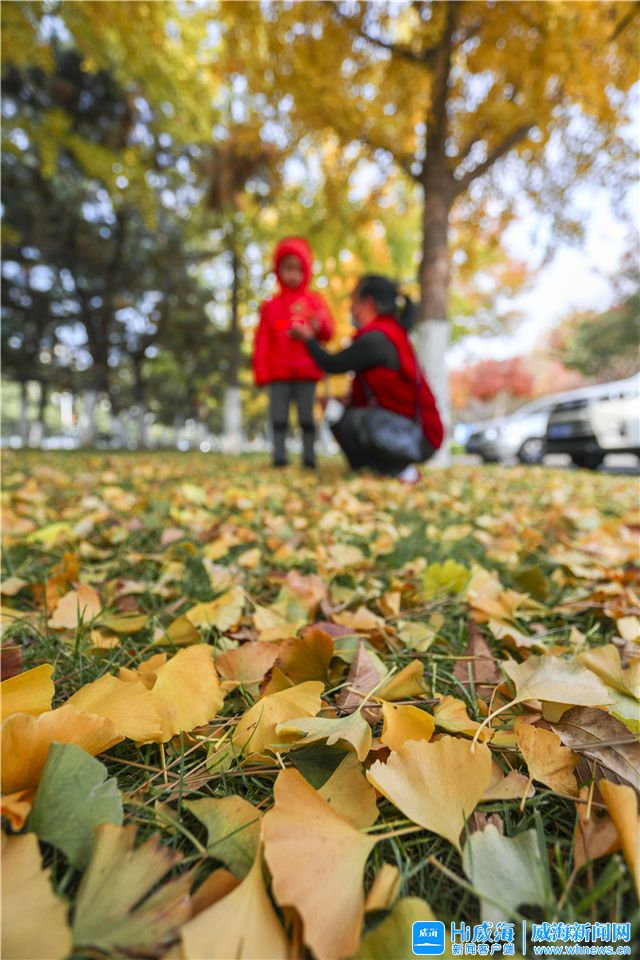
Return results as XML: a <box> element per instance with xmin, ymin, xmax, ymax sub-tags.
<box><xmin>350</xmin><ymin>316</ymin><xmax>444</xmax><ymax>449</ymax></box>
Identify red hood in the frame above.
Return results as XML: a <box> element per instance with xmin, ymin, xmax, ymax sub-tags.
<box><xmin>273</xmin><ymin>236</ymin><xmax>313</xmax><ymax>291</ymax></box>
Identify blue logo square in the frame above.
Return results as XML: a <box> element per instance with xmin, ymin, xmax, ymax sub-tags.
<box><xmin>412</xmin><ymin>920</ymin><xmax>445</xmax><ymax>956</ymax></box>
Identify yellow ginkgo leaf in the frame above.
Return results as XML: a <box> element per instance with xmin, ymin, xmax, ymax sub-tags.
<box><xmin>481</xmin><ymin>765</ymin><xmax>535</xmax><ymax>803</ymax></box>
<box><xmin>473</xmin><ymin>655</ymin><xmax>616</xmax><ymax>745</ymax></box>
<box><xmin>232</xmin><ymin>681</ymin><xmax>324</xmax><ymax>759</ymax></box>
<box><xmin>381</xmin><ymin>702</ymin><xmax>435</xmax><ymax>752</ymax></box>
<box><xmin>318</xmin><ymin>753</ymin><xmax>379</xmax><ymax>828</ymax></box>
<box><xmin>47</xmin><ymin>584</ymin><xmax>101</xmax><ymax>630</ymax></box>
<box><xmin>1</xmin><ymin>705</ymin><xmax>121</xmax><ymax>794</ymax></box>
<box><xmin>433</xmin><ymin>695</ymin><xmax>493</xmax><ymax>741</ymax></box>
<box><xmin>599</xmin><ymin>779</ymin><xmax>640</xmax><ymax>898</ymax></box>
<box><xmin>147</xmin><ymin>645</ymin><xmax>224</xmax><ymax>742</ymax></box>
<box><xmin>516</xmin><ymin>724</ymin><xmax>579</xmax><ymax>796</ymax></box>
<box><xmin>377</xmin><ymin>660</ymin><xmax>425</xmax><ymax>701</ymax></box>
<box><xmin>67</xmin><ymin>674</ymin><xmax>163</xmax><ymax>742</ymax></box>
<box><xmin>181</xmin><ymin>847</ymin><xmax>289</xmax><ymax>960</ymax></box>
<box><xmin>185</xmin><ymin>586</ymin><xmax>244</xmax><ymax>632</ymax></box>
<box><xmin>252</xmin><ymin>603</ymin><xmax>301</xmax><ymax>642</ymax></box>
<box><xmin>1</xmin><ymin>832</ymin><xmax>72</xmax><ymax>960</ymax></box>
<box><xmin>578</xmin><ymin>644</ymin><xmax>639</xmax><ymax>699</ymax></box>
<box><xmin>1</xmin><ymin>664</ymin><xmax>54</xmax><ymax>721</ymax></box>
<box><xmin>263</xmin><ymin>769</ymin><xmax>376</xmax><ymax>959</ymax></box>
<box><xmin>276</xmin><ymin>710</ymin><xmax>372</xmax><ymax>761</ymax></box>
<box><xmin>364</xmin><ymin>863</ymin><xmax>401</xmax><ymax>913</ymax></box>
<box><xmin>367</xmin><ymin>737</ymin><xmax>492</xmax><ymax>851</ymax></box>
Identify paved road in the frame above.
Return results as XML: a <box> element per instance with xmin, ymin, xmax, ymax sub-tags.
<box><xmin>454</xmin><ymin>453</ymin><xmax>640</xmax><ymax>475</ymax></box>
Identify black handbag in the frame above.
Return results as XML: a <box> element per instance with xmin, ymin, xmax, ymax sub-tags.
<box><xmin>354</xmin><ymin>365</ymin><xmax>428</xmax><ymax>466</ymax></box>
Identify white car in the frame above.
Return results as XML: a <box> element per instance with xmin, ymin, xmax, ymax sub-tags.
<box><xmin>464</xmin><ymin>397</ymin><xmax>555</xmax><ymax>464</ymax></box>
<box><xmin>546</xmin><ymin>374</ymin><xmax>640</xmax><ymax>469</ymax></box>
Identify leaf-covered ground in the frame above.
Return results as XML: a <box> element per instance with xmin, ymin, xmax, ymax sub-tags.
<box><xmin>1</xmin><ymin>452</ymin><xmax>639</xmax><ymax>959</ymax></box>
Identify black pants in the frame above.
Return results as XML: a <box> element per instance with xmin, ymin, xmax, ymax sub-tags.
<box><xmin>269</xmin><ymin>380</ymin><xmax>317</xmax><ymax>466</ymax></box>
<box><xmin>331</xmin><ymin>407</ymin><xmax>435</xmax><ymax>476</ymax></box>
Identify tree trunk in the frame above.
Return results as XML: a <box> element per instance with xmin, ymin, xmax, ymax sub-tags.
<box><xmin>132</xmin><ymin>355</ymin><xmax>148</xmax><ymax>449</ymax></box>
<box><xmin>414</xmin><ymin>2</ymin><xmax>455</xmax><ymax>466</ymax></box>
<box><xmin>222</xmin><ymin>386</ymin><xmax>243</xmax><ymax>453</ymax></box>
<box><xmin>78</xmin><ymin>390</ymin><xmax>98</xmax><ymax>447</ymax></box>
<box><xmin>415</xmin><ymin>165</ymin><xmax>453</xmax><ymax>465</ymax></box>
<box><xmin>222</xmin><ymin>246</ymin><xmax>243</xmax><ymax>453</ymax></box>
<box><xmin>18</xmin><ymin>381</ymin><xmax>29</xmax><ymax>445</ymax></box>
<box><xmin>28</xmin><ymin>381</ymin><xmax>47</xmax><ymax>447</ymax></box>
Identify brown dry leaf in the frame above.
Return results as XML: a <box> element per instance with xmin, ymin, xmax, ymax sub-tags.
<box><xmin>453</xmin><ymin>623</ymin><xmax>500</xmax><ymax>698</ymax></box>
<box><xmin>263</xmin><ymin>627</ymin><xmax>334</xmax><ymax>691</ymax></box>
<box><xmin>1</xmin><ymin>705</ymin><xmax>121</xmax><ymax>794</ymax></box>
<box><xmin>550</xmin><ymin>707</ymin><xmax>640</xmax><ymax>794</ymax></box>
<box><xmin>433</xmin><ymin>695</ymin><xmax>493</xmax><ymax>742</ymax></box>
<box><xmin>67</xmin><ymin>673</ymin><xmax>163</xmax><ymax>742</ymax></box>
<box><xmin>380</xmin><ymin>702</ymin><xmax>435</xmax><ymax>752</ymax></box>
<box><xmin>599</xmin><ymin>779</ymin><xmax>640</xmax><ymax>897</ymax></box>
<box><xmin>317</xmin><ymin>752</ymin><xmax>379</xmax><ymax>828</ymax></box>
<box><xmin>573</xmin><ymin>786</ymin><xmax>620</xmax><ymax>871</ymax></box>
<box><xmin>232</xmin><ymin>681</ymin><xmax>324</xmax><ymax>759</ymax></box>
<box><xmin>215</xmin><ymin>641</ymin><xmax>280</xmax><ymax>694</ymax></box>
<box><xmin>263</xmin><ymin>768</ymin><xmax>376</xmax><ymax>959</ymax></box>
<box><xmin>1</xmin><ymin>664</ymin><xmax>54</xmax><ymax>721</ymax></box>
<box><xmin>47</xmin><ymin>584</ymin><xmax>102</xmax><ymax>630</ymax></box>
<box><xmin>1</xmin><ymin>831</ymin><xmax>72</xmax><ymax>960</ymax></box>
<box><xmin>181</xmin><ymin>848</ymin><xmax>288</xmax><ymax>960</ymax></box>
<box><xmin>365</xmin><ymin>864</ymin><xmax>401</xmax><ymax>913</ymax></box>
<box><xmin>336</xmin><ymin>641</ymin><xmax>386</xmax><ymax>716</ymax></box>
<box><xmin>367</xmin><ymin>737</ymin><xmax>492</xmax><ymax>851</ymax></box>
<box><xmin>1</xmin><ymin>644</ymin><xmax>23</xmax><ymax>680</ymax></box>
<box><xmin>516</xmin><ymin>724</ymin><xmax>579</xmax><ymax>796</ymax></box>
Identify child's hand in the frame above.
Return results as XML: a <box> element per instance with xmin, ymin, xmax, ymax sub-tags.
<box><xmin>289</xmin><ymin>319</ymin><xmax>314</xmax><ymax>341</ymax></box>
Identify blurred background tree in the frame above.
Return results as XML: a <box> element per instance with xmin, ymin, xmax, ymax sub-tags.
<box><xmin>2</xmin><ymin>1</ymin><xmax>638</xmax><ymax>452</ymax></box>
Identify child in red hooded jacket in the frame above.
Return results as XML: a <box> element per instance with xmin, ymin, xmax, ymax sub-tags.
<box><xmin>252</xmin><ymin>237</ymin><xmax>334</xmax><ymax>468</ymax></box>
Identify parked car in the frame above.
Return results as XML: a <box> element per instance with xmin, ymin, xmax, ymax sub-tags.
<box><xmin>464</xmin><ymin>397</ymin><xmax>556</xmax><ymax>464</ymax></box>
<box><xmin>545</xmin><ymin>373</ymin><xmax>640</xmax><ymax>469</ymax></box>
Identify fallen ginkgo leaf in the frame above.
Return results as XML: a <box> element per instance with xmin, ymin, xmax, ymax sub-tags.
<box><xmin>1</xmin><ymin>831</ymin><xmax>72</xmax><ymax>960</ymax></box>
<box><xmin>367</xmin><ymin>736</ymin><xmax>492</xmax><ymax>851</ymax></box>
<box><xmin>262</xmin><ymin>768</ymin><xmax>376</xmax><ymax>959</ymax></box>
<box><xmin>1</xmin><ymin>705</ymin><xmax>121</xmax><ymax>795</ymax></box>
<box><xmin>1</xmin><ymin>664</ymin><xmax>54</xmax><ymax>721</ymax></box>
<box><xmin>181</xmin><ymin>847</ymin><xmax>288</xmax><ymax>960</ymax></box>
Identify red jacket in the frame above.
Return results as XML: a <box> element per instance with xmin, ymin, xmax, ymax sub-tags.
<box><xmin>350</xmin><ymin>315</ymin><xmax>444</xmax><ymax>450</ymax></box>
<box><xmin>252</xmin><ymin>237</ymin><xmax>334</xmax><ymax>385</ymax></box>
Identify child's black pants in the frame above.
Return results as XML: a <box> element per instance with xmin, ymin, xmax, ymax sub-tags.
<box><xmin>269</xmin><ymin>380</ymin><xmax>317</xmax><ymax>466</ymax></box>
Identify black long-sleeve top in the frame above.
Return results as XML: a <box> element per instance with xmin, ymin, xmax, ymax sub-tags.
<box><xmin>305</xmin><ymin>330</ymin><xmax>399</xmax><ymax>373</ymax></box>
